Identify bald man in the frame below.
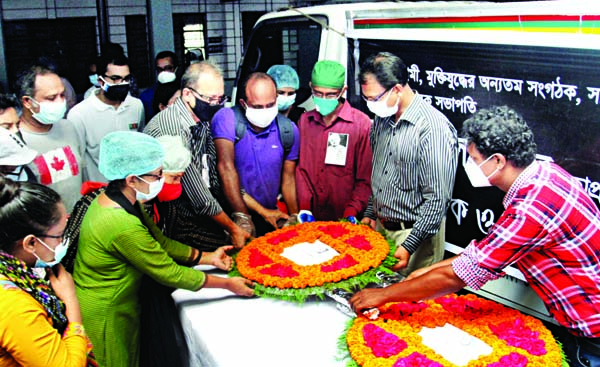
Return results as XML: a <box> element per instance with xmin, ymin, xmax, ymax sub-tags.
<box><xmin>212</xmin><ymin>72</ymin><xmax>300</xmax><ymax>236</ymax></box>
<box><xmin>145</xmin><ymin>61</ymin><xmax>249</xmax><ymax>251</ymax></box>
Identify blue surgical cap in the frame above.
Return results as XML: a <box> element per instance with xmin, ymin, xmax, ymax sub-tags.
<box><xmin>267</xmin><ymin>65</ymin><xmax>299</xmax><ymax>90</ymax></box>
<box><xmin>99</xmin><ymin>131</ymin><xmax>165</xmax><ymax>181</ymax></box>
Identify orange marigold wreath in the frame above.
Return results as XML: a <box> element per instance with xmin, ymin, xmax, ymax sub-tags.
<box><xmin>234</xmin><ymin>222</ymin><xmax>394</xmax><ymax>298</ymax></box>
<box><xmin>342</xmin><ymin>294</ymin><xmax>565</xmax><ymax>367</ymax></box>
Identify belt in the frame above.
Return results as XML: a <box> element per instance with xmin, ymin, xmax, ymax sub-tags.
<box><xmin>380</xmin><ymin>219</ymin><xmax>415</xmax><ymax>231</ymax></box>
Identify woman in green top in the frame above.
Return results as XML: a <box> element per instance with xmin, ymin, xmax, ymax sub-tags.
<box><xmin>73</xmin><ymin>131</ymin><xmax>254</xmax><ymax>367</ymax></box>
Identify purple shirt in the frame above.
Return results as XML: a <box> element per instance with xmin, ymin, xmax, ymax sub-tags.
<box><xmin>211</xmin><ymin>107</ymin><xmax>300</xmax><ymax>209</ymax></box>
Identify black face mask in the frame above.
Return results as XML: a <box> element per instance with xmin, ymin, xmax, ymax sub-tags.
<box><xmin>103</xmin><ymin>83</ymin><xmax>130</xmax><ymax>102</ymax></box>
<box><xmin>192</xmin><ymin>97</ymin><xmax>222</xmax><ymax>122</ymax></box>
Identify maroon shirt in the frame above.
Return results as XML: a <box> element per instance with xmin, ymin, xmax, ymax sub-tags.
<box><xmin>296</xmin><ymin>99</ymin><xmax>373</xmax><ymax>220</ymax></box>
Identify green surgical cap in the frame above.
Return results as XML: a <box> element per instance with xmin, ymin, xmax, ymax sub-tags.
<box><xmin>99</xmin><ymin>131</ymin><xmax>165</xmax><ymax>181</ymax></box>
<box><xmin>266</xmin><ymin>65</ymin><xmax>299</xmax><ymax>90</ymax></box>
<box><xmin>311</xmin><ymin>60</ymin><xmax>345</xmax><ymax>89</ymax></box>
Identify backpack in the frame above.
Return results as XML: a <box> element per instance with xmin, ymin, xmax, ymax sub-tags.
<box><xmin>231</xmin><ymin>105</ymin><xmax>295</xmax><ymax>156</ymax></box>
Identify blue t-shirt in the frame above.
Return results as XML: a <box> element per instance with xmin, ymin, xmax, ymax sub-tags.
<box><xmin>211</xmin><ymin>107</ymin><xmax>299</xmax><ymax>209</ymax></box>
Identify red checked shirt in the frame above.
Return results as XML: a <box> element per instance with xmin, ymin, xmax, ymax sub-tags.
<box><xmin>453</xmin><ymin>161</ymin><xmax>600</xmax><ymax>337</ymax></box>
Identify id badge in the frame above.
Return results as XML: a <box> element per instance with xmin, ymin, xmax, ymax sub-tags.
<box><xmin>324</xmin><ymin>132</ymin><xmax>349</xmax><ymax>166</ymax></box>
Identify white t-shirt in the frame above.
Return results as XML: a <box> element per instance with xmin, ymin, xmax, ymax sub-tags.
<box><xmin>21</xmin><ymin>119</ymin><xmax>84</xmax><ymax>212</ymax></box>
<box><xmin>67</xmin><ymin>91</ymin><xmax>145</xmax><ymax>182</ymax></box>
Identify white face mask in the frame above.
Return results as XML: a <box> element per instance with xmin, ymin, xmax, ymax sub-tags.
<box><xmin>30</xmin><ymin>99</ymin><xmax>67</xmax><ymax>125</ymax></box>
<box><xmin>135</xmin><ymin>176</ymin><xmax>165</xmax><ymax>201</ymax></box>
<box><xmin>366</xmin><ymin>90</ymin><xmax>398</xmax><ymax>118</ymax></box>
<box><xmin>34</xmin><ymin>237</ymin><xmax>68</xmax><ymax>268</ymax></box>
<box><xmin>157</xmin><ymin>71</ymin><xmax>176</xmax><ymax>84</ymax></box>
<box><xmin>464</xmin><ymin>155</ymin><xmax>498</xmax><ymax>188</ymax></box>
<box><xmin>245</xmin><ymin>105</ymin><xmax>278</xmax><ymax>128</ymax></box>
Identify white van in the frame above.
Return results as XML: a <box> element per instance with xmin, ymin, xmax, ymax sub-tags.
<box><xmin>234</xmin><ymin>1</ymin><xmax>600</xmax><ymax>322</ymax></box>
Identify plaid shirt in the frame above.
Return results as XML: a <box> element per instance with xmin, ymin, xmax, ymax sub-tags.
<box><xmin>453</xmin><ymin>161</ymin><xmax>600</xmax><ymax>337</ymax></box>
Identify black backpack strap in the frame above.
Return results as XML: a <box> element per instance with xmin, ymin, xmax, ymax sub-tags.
<box><xmin>232</xmin><ymin>105</ymin><xmax>247</xmax><ymax>143</ymax></box>
<box><xmin>275</xmin><ymin>113</ymin><xmax>295</xmax><ymax>157</ymax></box>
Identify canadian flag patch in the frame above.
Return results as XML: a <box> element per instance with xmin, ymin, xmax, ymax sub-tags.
<box><xmin>33</xmin><ymin>146</ymin><xmax>79</xmax><ymax>185</ymax></box>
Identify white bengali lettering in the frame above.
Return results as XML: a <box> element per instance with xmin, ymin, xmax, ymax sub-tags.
<box><xmin>587</xmin><ymin>87</ymin><xmax>600</xmax><ymax>105</ymax></box>
<box><xmin>450</xmin><ymin>199</ymin><xmax>469</xmax><ymax>226</ymax></box>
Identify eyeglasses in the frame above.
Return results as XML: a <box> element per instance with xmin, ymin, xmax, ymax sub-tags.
<box><xmin>139</xmin><ymin>171</ymin><xmax>163</xmax><ymax>181</ymax></box>
<box><xmin>37</xmin><ymin>233</ymin><xmax>65</xmax><ymax>241</ymax></box>
<box><xmin>102</xmin><ymin>74</ymin><xmax>132</xmax><ymax>84</ymax></box>
<box><xmin>311</xmin><ymin>89</ymin><xmax>341</xmax><ymax>100</ymax></box>
<box><xmin>361</xmin><ymin>88</ymin><xmax>391</xmax><ymax>102</ymax></box>
<box><xmin>186</xmin><ymin>87</ymin><xmax>228</xmax><ymax>106</ymax></box>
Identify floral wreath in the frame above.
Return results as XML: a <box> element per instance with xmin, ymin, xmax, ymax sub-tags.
<box><xmin>340</xmin><ymin>294</ymin><xmax>566</xmax><ymax>367</ymax></box>
<box><xmin>231</xmin><ymin>221</ymin><xmax>397</xmax><ymax>302</ymax></box>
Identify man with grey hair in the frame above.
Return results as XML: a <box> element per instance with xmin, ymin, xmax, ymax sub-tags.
<box><xmin>144</xmin><ymin>61</ymin><xmax>250</xmax><ymax>251</ymax></box>
<box><xmin>350</xmin><ymin>106</ymin><xmax>600</xmax><ymax>367</ymax></box>
<box><xmin>17</xmin><ymin>64</ymin><xmax>84</xmax><ymax>211</ymax></box>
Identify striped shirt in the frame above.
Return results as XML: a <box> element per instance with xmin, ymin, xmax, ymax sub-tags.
<box><xmin>144</xmin><ymin>98</ymin><xmax>224</xmax><ymax>219</ymax></box>
<box><xmin>453</xmin><ymin>161</ymin><xmax>600</xmax><ymax>337</ymax></box>
<box><xmin>364</xmin><ymin>94</ymin><xmax>458</xmax><ymax>254</ymax></box>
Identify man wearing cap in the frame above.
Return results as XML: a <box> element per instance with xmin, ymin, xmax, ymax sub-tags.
<box><xmin>212</xmin><ymin>72</ymin><xmax>300</xmax><ymax>236</ymax></box>
<box><xmin>144</xmin><ymin>61</ymin><xmax>250</xmax><ymax>251</ymax></box>
<box><xmin>266</xmin><ymin>64</ymin><xmax>304</xmax><ymax>123</ymax></box>
<box><xmin>296</xmin><ymin>60</ymin><xmax>373</xmax><ymax>221</ymax></box>
<box><xmin>16</xmin><ymin>64</ymin><xmax>84</xmax><ymax>211</ymax></box>
<box><xmin>359</xmin><ymin>52</ymin><xmax>458</xmax><ymax>276</ymax></box>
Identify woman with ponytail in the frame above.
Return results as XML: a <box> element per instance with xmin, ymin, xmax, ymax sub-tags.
<box><xmin>0</xmin><ymin>177</ymin><xmax>96</xmax><ymax>366</ymax></box>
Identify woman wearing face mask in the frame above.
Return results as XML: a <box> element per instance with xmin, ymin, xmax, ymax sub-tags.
<box><xmin>72</xmin><ymin>131</ymin><xmax>254</xmax><ymax>367</ymax></box>
<box><xmin>0</xmin><ymin>177</ymin><xmax>97</xmax><ymax>367</ymax></box>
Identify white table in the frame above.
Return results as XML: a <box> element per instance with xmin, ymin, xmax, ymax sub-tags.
<box><xmin>172</xmin><ymin>269</ymin><xmax>351</xmax><ymax>367</ymax></box>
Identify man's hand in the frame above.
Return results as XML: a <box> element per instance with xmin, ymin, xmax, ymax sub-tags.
<box><xmin>349</xmin><ymin>288</ymin><xmax>389</xmax><ymax>313</ymax></box>
<box><xmin>232</xmin><ymin>212</ymin><xmax>256</xmax><ymax>237</ymax></box>
<box><xmin>261</xmin><ymin>208</ymin><xmax>289</xmax><ymax>229</ymax></box>
<box><xmin>361</xmin><ymin>217</ymin><xmax>377</xmax><ymax>230</ymax></box>
<box><xmin>392</xmin><ymin>246</ymin><xmax>411</xmax><ymax>271</ymax></box>
<box><xmin>230</xmin><ymin>224</ymin><xmax>251</xmax><ymax>249</ymax></box>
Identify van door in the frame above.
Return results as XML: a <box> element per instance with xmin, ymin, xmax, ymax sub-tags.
<box><xmin>347</xmin><ymin>35</ymin><xmax>600</xmax><ymax>322</ymax></box>
<box><xmin>234</xmin><ymin>15</ymin><xmax>324</xmax><ymax>105</ymax></box>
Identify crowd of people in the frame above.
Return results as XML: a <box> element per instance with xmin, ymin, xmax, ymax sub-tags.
<box><xmin>0</xmin><ymin>46</ymin><xmax>599</xmax><ymax>367</ymax></box>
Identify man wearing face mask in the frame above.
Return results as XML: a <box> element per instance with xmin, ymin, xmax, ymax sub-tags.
<box><xmin>145</xmin><ymin>61</ymin><xmax>250</xmax><ymax>251</ymax></box>
<box><xmin>350</xmin><ymin>106</ymin><xmax>600</xmax><ymax>367</ymax></box>
<box><xmin>140</xmin><ymin>51</ymin><xmax>178</xmax><ymax>122</ymax></box>
<box><xmin>296</xmin><ymin>60</ymin><xmax>373</xmax><ymax>222</ymax></box>
<box><xmin>17</xmin><ymin>64</ymin><xmax>84</xmax><ymax>212</ymax></box>
<box><xmin>68</xmin><ymin>54</ymin><xmax>145</xmax><ymax>182</ymax></box>
<box><xmin>359</xmin><ymin>52</ymin><xmax>458</xmax><ymax>277</ymax></box>
<box><xmin>266</xmin><ymin>64</ymin><xmax>305</xmax><ymax>123</ymax></box>
<box><xmin>212</xmin><ymin>72</ymin><xmax>300</xmax><ymax>236</ymax></box>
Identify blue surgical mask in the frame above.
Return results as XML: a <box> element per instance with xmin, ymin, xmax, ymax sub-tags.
<box><xmin>30</xmin><ymin>98</ymin><xmax>67</xmax><ymax>125</ymax></box>
<box><xmin>33</xmin><ymin>237</ymin><xmax>68</xmax><ymax>268</ymax></box>
<box><xmin>89</xmin><ymin>74</ymin><xmax>99</xmax><ymax>87</ymax></box>
<box><xmin>277</xmin><ymin>94</ymin><xmax>296</xmax><ymax>111</ymax></box>
<box><xmin>135</xmin><ymin>176</ymin><xmax>165</xmax><ymax>201</ymax></box>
